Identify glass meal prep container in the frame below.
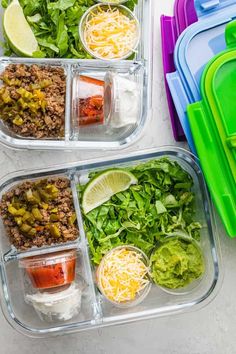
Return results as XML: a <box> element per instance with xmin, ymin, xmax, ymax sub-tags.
<box><xmin>0</xmin><ymin>147</ymin><xmax>221</xmax><ymax>337</ymax></box>
<box><xmin>0</xmin><ymin>0</ymin><xmax>153</xmax><ymax>150</ymax></box>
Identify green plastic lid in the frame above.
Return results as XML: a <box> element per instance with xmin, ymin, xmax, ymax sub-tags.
<box><xmin>187</xmin><ymin>20</ymin><xmax>236</xmax><ymax>237</ymax></box>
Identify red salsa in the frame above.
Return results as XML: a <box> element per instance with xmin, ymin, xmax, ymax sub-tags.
<box><xmin>78</xmin><ymin>76</ymin><xmax>104</xmax><ymax>126</ymax></box>
<box><xmin>20</xmin><ymin>250</ymin><xmax>76</xmax><ymax>289</ymax></box>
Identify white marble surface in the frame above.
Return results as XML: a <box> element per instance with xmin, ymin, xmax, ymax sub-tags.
<box><xmin>0</xmin><ymin>1</ymin><xmax>236</xmax><ymax>353</ymax></box>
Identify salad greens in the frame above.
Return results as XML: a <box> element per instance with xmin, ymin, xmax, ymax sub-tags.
<box><xmin>78</xmin><ymin>158</ymin><xmax>202</xmax><ymax>264</ymax></box>
<box><xmin>1</xmin><ymin>0</ymin><xmax>138</xmax><ymax>58</ymax></box>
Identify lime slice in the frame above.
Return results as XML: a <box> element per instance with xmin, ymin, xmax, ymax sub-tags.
<box><xmin>82</xmin><ymin>169</ymin><xmax>138</xmax><ymax>214</ymax></box>
<box><xmin>4</xmin><ymin>0</ymin><xmax>38</xmax><ymax>57</ymax></box>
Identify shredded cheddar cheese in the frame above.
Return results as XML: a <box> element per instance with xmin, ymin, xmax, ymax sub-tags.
<box><xmin>99</xmin><ymin>248</ymin><xmax>149</xmax><ymax>303</ymax></box>
<box><xmin>84</xmin><ymin>7</ymin><xmax>139</xmax><ymax>59</ymax></box>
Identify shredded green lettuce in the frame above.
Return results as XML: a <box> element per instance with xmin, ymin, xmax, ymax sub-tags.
<box><xmin>78</xmin><ymin>158</ymin><xmax>202</xmax><ymax>264</ymax></box>
<box><xmin>1</xmin><ymin>0</ymin><xmax>138</xmax><ymax>58</ymax></box>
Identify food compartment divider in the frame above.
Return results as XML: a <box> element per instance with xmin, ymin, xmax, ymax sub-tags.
<box><xmin>70</xmin><ymin>61</ymin><xmax>145</xmax><ymax>142</ymax></box>
<box><xmin>74</xmin><ymin>150</ymin><xmax>220</xmax><ymax>322</ymax></box>
<box><xmin>0</xmin><ymin>171</ymin><xmax>102</xmax><ymax>334</ymax></box>
<box><xmin>0</xmin><ymin>58</ymin><xmax>71</xmax><ymax>142</ymax></box>
<box><xmin>0</xmin><ymin>0</ymin><xmax>153</xmax><ymax>151</ymax></box>
<box><xmin>0</xmin><ymin>58</ymin><xmax>147</xmax><ymax>149</ymax></box>
<box><xmin>0</xmin><ymin>171</ymin><xmax>78</xmax><ymax>258</ymax></box>
<box><xmin>0</xmin><ymin>247</ymin><xmax>98</xmax><ymax>335</ymax></box>
<box><xmin>70</xmin><ymin>174</ymin><xmax>103</xmax><ymax>322</ymax></box>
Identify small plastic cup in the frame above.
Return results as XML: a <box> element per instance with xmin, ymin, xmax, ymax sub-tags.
<box><xmin>150</xmin><ymin>236</ymin><xmax>205</xmax><ymax>296</ymax></box>
<box><xmin>104</xmin><ymin>71</ymin><xmax>140</xmax><ymax>128</ymax></box>
<box><xmin>26</xmin><ymin>282</ymin><xmax>82</xmax><ymax>322</ymax></box>
<box><xmin>19</xmin><ymin>250</ymin><xmax>77</xmax><ymax>290</ymax></box>
<box><xmin>79</xmin><ymin>4</ymin><xmax>140</xmax><ymax>60</ymax></box>
<box><xmin>96</xmin><ymin>245</ymin><xmax>151</xmax><ymax>308</ymax></box>
<box><xmin>76</xmin><ymin>75</ymin><xmax>105</xmax><ymax>127</ymax></box>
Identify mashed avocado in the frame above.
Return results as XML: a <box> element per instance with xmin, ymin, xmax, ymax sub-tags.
<box><xmin>150</xmin><ymin>238</ymin><xmax>204</xmax><ymax>289</ymax></box>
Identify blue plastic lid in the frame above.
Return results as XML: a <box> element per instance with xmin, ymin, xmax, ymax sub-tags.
<box><xmin>167</xmin><ymin>0</ymin><xmax>236</xmax><ymax>153</ymax></box>
<box><xmin>195</xmin><ymin>0</ymin><xmax>236</xmax><ymax>18</ymax></box>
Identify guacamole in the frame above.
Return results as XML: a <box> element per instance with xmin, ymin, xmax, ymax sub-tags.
<box><xmin>150</xmin><ymin>238</ymin><xmax>204</xmax><ymax>289</ymax></box>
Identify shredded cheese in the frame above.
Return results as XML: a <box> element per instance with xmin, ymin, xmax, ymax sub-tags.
<box><xmin>84</xmin><ymin>7</ymin><xmax>139</xmax><ymax>59</ymax></box>
<box><xmin>99</xmin><ymin>248</ymin><xmax>149</xmax><ymax>303</ymax></box>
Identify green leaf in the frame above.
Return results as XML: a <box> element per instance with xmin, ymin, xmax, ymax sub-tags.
<box><xmin>1</xmin><ymin>0</ymin><xmax>8</xmax><ymax>8</ymax></box>
<box><xmin>47</xmin><ymin>0</ymin><xmax>76</xmax><ymax>11</ymax></box>
<box><xmin>32</xmin><ymin>50</ymin><xmax>46</xmax><ymax>57</ymax></box>
<box><xmin>37</xmin><ymin>38</ymin><xmax>59</xmax><ymax>53</ymax></box>
<box><xmin>27</xmin><ymin>13</ymin><xmax>42</xmax><ymax>23</ymax></box>
<box><xmin>56</xmin><ymin>14</ymin><xmax>68</xmax><ymax>56</ymax></box>
<box><xmin>155</xmin><ymin>201</ymin><xmax>167</xmax><ymax>215</ymax></box>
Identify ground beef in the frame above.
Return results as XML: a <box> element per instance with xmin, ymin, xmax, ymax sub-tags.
<box><xmin>0</xmin><ymin>177</ymin><xmax>79</xmax><ymax>250</ymax></box>
<box><xmin>0</xmin><ymin>64</ymin><xmax>66</xmax><ymax>139</ymax></box>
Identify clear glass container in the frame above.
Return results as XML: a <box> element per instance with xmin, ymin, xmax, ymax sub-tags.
<box><xmin>0</xmin><ymin>147</ymin><xmax>222</xmax><ymax>337</ymax></box>
<box><xmin>0</xmin><ymin>0</ymin><xmax>153</xmax><ymax>150</ymax></box>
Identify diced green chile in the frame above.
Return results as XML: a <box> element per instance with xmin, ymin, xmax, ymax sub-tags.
<box><xmin>50</xmin><ymin>224</ymin><xmax>61</xmax><ymax>238</ymax></box>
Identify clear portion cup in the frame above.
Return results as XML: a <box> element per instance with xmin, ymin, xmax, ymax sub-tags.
<box><xmin>79</xmin><ymin>4</ymin><xmax>140</xmax><ymax>60</ymax></box>
<box><xmin>76</xmin><ymin>75</ymin><xmax>105</xmax><ymax>127</ymax></box>
<box><xmin>150</xmin><ymin>236</ymin><xmax>206</xmax><ymax>296</ymax></box>
<box><xmin>25</xmin><ymin>282</ymin><xmax>82</xmax><ymax>322</ymax></box>
<box><xmin>104</xmin><ymin>71</ymin><xmax>141</xmax><ymax>128</ymax></box>
<box><xmin>19</xmin><ymin>250</ymin><xmax>77</xmax><ymax>290</ymax></box>
<box><xmin>96</xmin><ymin>245</ymin><xmax>151</xmax><ymax>308</ymax></box>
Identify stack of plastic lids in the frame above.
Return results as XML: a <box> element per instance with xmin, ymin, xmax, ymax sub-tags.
<box><xmin>165</xmin><ymin>0</ymin><xmax>236</xmax><ymax>154</ymax></box>
<box><xmin>161</xmin><ymin>0</ymin><xmax>197</xmax><ymax>141</ymax></box>
<box><xmin>187</xmin><ymin>20</ymin><xmax>236</xmax><ymax>237</ymax></box>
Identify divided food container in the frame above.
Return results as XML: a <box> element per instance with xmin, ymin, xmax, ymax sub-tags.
<box><xmin>0</xmin><ymin>0</ymin><xmax>153</xmax><ymax>150</ymax></box>
<box><xmin>161</xmin><ymin>0</ymin><xmax>197</xmax><ymax>141</ymax></box>
<box><xmin>0</xmin><ymin>148</ymin><xmax>221</xmax><ymax>337</ymax></box>
<box><xmin>167</xmin><ymin>0</ymin><xmax>236</xmax><ymax>153</ymax></box>
<box><xmin>187</xmin><ymin>20</ymin><xmax>236</xmax><ymax>237</ymax></box>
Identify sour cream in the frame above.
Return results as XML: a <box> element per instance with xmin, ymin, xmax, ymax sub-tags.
<box><xmin>104</xmin><ymin>72</ymin><xmax>141</xmax><ymax>128</ymax></box>
<box><xmin>26</xmin><ymin>282</ymin><xmax>82</xmax><ymax>322</ymax></box>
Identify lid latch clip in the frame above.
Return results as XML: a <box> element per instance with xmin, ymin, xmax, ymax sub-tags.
<box><xmin>198</xmin><ymin>0</ymin><xmax>220</xmax><ymax>11</ymax></box>
<box><xmin>226</xmin><ymin>135</ymin><xmax>236</xmax><ymax>150</ymax></box>
<box><xmin>225</xmin><ymin>20</ymin><xmax>236</xmax><ymax>49</ymax></box>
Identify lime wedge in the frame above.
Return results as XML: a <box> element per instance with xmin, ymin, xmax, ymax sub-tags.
<box><xmin>4</xmin><ymin>0</ymin><xmax>38</xmax><ymax>57</ymax></box>
<box><xmin>82</xmin><ymin>169</ymin><xmax>138</xmax><ymax>214</ymax></box>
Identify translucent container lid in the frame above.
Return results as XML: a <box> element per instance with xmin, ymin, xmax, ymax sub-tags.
<box><xmin>161</xmin><ymin>0</ymin><xmax>197</xmax><ymax>141</ymax></box>
<box><xmin>166</xmin><ymin>0</ymin><xmax>236</xmax><ymax>153</ymax></box>
<box><xmin>19</xmin><ymin>250</ymin><xmax>77</xmax><ymax>268</ymax></box>
<box><xmin>0</xmin><ymin>147</ymin><xmax>222</xmax><ymax>337</ymax></box>
<box><xmin>187</xmin><ymin>20</ymin><xmax>236</xmax><ymax>237</ymax></box>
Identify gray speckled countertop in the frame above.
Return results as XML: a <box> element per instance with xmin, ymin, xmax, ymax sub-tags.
<box><xmin>0</xmin><ymin>1</ymin><xmax>235</xmax><ymax>353</ymax></box>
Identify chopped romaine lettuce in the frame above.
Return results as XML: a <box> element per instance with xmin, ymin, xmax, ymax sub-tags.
<box><xmin>1</xmin><ymin>0</ymin><xmax>138</xmax><ymax>58</ymax></box>
<box><xmin>78</xmin><ymin>158</ymin><xmax>202</xmax><ymax>264</ymax></box>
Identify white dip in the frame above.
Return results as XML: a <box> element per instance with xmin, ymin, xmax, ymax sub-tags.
<box><xmin>26</xmin><ymin>282</ymin><xmax>82</xmax><ymax>322</ymax></box>
<box><xmin>105</xmin><ymin>73</ymin><xmax>141</xmax><ymax>128</ymax></box>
